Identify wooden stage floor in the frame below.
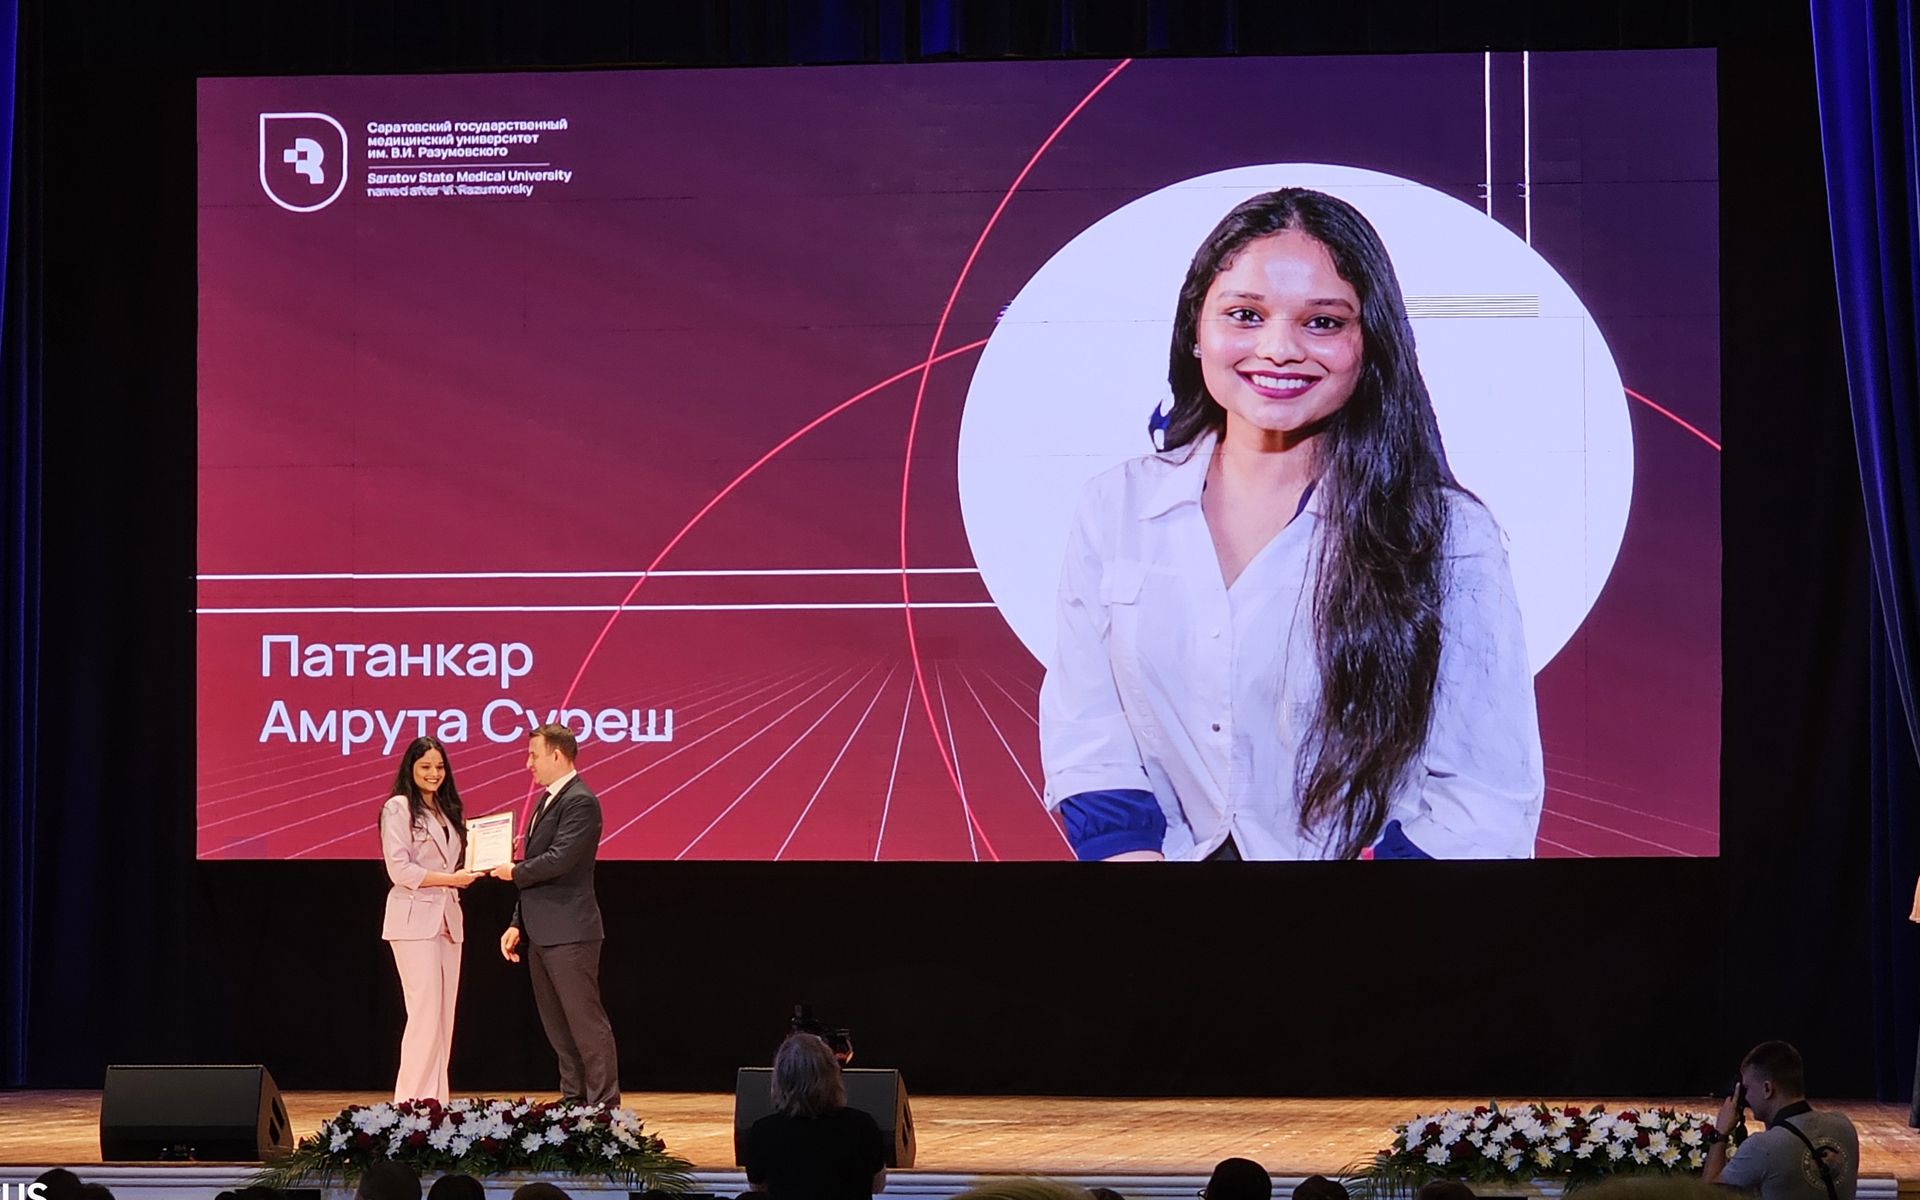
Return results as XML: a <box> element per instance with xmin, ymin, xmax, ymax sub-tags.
<box><xmin>4</xmin><ymin>1092</ymin><xmax>1920</xmax><ymax>1179</ymax></box>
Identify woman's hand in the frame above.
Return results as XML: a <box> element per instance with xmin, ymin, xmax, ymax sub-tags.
<box><xmin>446</xmin><ymin>869</ymin><xmax>482</xmax><ymax>889</ymax></box>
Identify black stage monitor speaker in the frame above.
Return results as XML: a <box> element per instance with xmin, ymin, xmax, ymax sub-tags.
<box><xmin>100</xmin><ymin>1064</ymin><xmax>293</xmax><ymax>1161</ymax></box>
<box><xmin>734</xmin><ymin>1067</ymin><xmax>915</xmax><ymax>1168</ymax></box>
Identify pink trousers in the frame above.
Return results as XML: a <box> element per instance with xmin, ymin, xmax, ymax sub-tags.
<box><xmin>389</xmin><ymin>929</ymin><xmax>461</xmax><ymax>1102</ymax></box>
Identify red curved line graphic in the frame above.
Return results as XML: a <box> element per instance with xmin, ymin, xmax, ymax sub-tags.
<box><xmin>899</xmin><ymin>58</ymin><xmax>1134</xmax><ymax>856</ymax></box>
<box><xmin>532</xmin><ymin>341</ymin><xmax>992</xmax><ymax>829</ymax></box>
<box><xmin>1625</xmin><ymin>387</ymin><xmax>1721</xmax><ymax>452</ymax></box>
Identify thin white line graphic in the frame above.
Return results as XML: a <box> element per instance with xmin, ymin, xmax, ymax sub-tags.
<box><xmin>873</xmin><ymin>676</ymin><xmax>915</xmax><ymax>862</ymax></box>
<box><xmin>673</xmin><ymin>664</ymin><xmax>881</xmax><ymax>860</ymax></box>
<box><xmin>776</xmin><ymin>668</ymin><xmax>896</xmax><ymax>860</ymax></box>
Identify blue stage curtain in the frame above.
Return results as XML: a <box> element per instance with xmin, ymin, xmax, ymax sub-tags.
<box><xmin>0</xmin><ymin>0</ymin><xmax>26</xmax><ymax>1087</ymax></box>
<box><xmin>1812</xmin><ymin>0</ymin><xmax>1920</xmax><ymax>1111</ymax></box>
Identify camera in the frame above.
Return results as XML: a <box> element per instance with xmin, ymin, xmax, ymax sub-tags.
<box><xmin>791</xmin><ymin>1004</ymin><xmax>855</xmax><ymax>1065</ymax></box>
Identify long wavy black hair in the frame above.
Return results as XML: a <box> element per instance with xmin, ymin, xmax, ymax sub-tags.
<box><xmin>1164</xmin><ymin>188</ymin><xmax>1459</xmax><ymax>859</ymax></box>
<box><xmin>385</xmin><ymin>735</ymin><xmax>467</xmax><ymax>841</ymax></box>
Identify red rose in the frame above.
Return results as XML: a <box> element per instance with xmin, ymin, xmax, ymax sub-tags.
<box><xmin>1450</xmin><ymin>1141</ymin><xmax>1474</xmax><ymax>1161</ymax></box>
<box><xmin>1568</xmin><ymin>1128</ymin><xmax>1586</xmax><ymax>1145</ymax></box>
<box><xmin>1702</xmin><ymin>1123</ymin><xmax>1719</xmax><ymax>1138</ymax></box>
<box><xmin>1634</xmin><ymin>1131</ymin><xmax>1651</xmax><ymax>1149</ymax></box>
<box><xmin>406</xmin><ymin>1131</ymin><xmax>428</xmax><ymax>1148</ymax></box>
<box><xmin>479</xmin><ymin>1138</ymin><xmax>500</xmax><ymax>1153</ymax></box>
<box><xmin>1424</xmin><ymin>1123</ymin><xmax>1442</xmax><ymax>1139</ymax></box>
<box><xmin>354</xmin><ymin>1133</ymin><xmax>373</xmax><ymax>1148</ymax></box>
<box><xmin>1509</xmin><ymin>1133</ymin><xmax>1528</xmax><ymax>1149</ymax></box>
<box><xmin>1620</xmin><ymin>1111</ymin><xmax>1640</xmax><ymax>1123</ymax></box>
<box><xmin>1474</xmin><ymin>1106</ymin><xmax>1490</xmax><ymax>1116</ymax></box>
<box><xmin>1565</xmin><ymin>1106</ymin><xmax>1583</xmax><ymax>1119</ymax></box>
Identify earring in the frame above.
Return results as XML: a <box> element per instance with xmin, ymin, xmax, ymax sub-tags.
<box><xmin>1191</xmin><ymin>345</ymin><xmax>1201</xmax><ymax>358</ymax></box>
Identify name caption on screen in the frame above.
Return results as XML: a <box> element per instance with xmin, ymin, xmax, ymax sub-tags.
<box><xmin>255</xmin><ymin>634</ymin><xmax>675</xmax><ymax>755</ymax></box>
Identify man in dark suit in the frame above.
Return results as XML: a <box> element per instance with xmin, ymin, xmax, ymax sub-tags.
<box><xmin>492</xmin><ymin>723</ymin><xmax>620</xmax><ymax>1105</ymax></box>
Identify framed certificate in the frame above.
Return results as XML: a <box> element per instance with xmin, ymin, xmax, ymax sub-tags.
<box><xmin>465</xmin><ymin>811</ymin><xmax>515</xmax><ymax>872</ymax></box>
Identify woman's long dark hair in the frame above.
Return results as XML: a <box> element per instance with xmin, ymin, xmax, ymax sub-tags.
<box><xmin>1164</xmin><ymin>188</ymin><xmax>1458</xmax><ymax>859</ymax></box>
<box><xmin>386</xmin><ymin>735</ymin><xmax>466</xmax><ymax>842</ymax></box>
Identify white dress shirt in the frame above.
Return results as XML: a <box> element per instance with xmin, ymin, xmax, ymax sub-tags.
<box><xmin>1039</xmin><ymin>435</ymin><xmax>1544</xmax><ymax>860</ymax></box>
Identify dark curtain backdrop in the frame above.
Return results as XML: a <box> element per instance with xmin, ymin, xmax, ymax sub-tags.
<box><xmin>1810</xmin><ymin>0</ymin><xmax>1920</xmax><ymax>1118</ymax></box>
<box><xmin>1</xmin><ymin>1</ymin><xmax>1887</xmax><ymax>1101</ymax></box>
<box><xmin>0</xmin><ymin>0</ymin><xmax>25</xmax><ymax>1089</ymax></box>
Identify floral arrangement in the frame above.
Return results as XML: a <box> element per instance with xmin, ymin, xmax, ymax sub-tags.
<box><xmin>254</xmin><ymin>1098</ymin><xmax>693</xmax><ymax>1191</ymax></box>
<box><xmin>1358</xmin><ymin>1102</ymin><xmax>1719</xmax><ymax>1193</ymax></box>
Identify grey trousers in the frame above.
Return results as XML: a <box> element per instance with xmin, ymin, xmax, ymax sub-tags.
<box><xmin>527</xmin><ymin>938</ymin><xmax>620</xmax><ymax>1105</ymax></box>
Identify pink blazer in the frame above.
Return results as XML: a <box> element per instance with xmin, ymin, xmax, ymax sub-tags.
<box><xmin>380</xmin><ymin>795</ymin><xmax>466</xmax><ymax>943</ymax></box>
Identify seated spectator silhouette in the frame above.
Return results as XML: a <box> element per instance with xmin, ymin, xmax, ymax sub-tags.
<box><xmin>1204</xmin><ymin>1158</ymin><xmax>1272</xmax><ymax>1200</ymax></box>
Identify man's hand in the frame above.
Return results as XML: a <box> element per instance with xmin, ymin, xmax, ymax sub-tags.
<box><xmin>491</xmin><ymin>862</ymin><xmax>515</xmax><ymax>882</ymax></box>
<box><xmin>1714</xmin><ymin>1085</ymin><xmax>1745</xmax><ymax>1138</ymax></box>
<box><xmin>500</xmin><ymin>926</ymin><xmax>522</xmax><ymax>963</ymax></box>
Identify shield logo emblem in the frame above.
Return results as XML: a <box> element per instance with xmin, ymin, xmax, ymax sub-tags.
<box><xmin>258</xmin><ymin>112</ymin><xmax>349</xmax><ymax>213</ymax></box>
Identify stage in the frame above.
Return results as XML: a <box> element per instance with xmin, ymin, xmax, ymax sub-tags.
<box><xmin>3</xmin><ymin>1092</ymin><xmax>1919</xmax><ymax>1198</ymax></box>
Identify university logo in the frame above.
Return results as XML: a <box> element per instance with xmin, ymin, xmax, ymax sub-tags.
<box><xmin>258</xmin><ymin>112</ymin><xmax>349</xmax><ymax>213</ymax></box>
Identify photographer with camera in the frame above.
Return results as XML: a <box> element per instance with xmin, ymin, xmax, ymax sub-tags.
<box><xmin>1704</xmin><ymin>1042</ymin><xmax>1858</xmax><ymax>1200</ymax></box>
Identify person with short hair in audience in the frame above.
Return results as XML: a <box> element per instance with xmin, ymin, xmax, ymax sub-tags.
<box><xmin>510</xmin><ymin>1183</ymin><xmax>572</xmax><ymax>1200</ymax></box>
<box><xmin>32</xmin><ymin>1169</ymin><xmax>83</xmax><ymax>1200</ymax></box>
<box><xmin>1088</xmin><ymin>1188</ymin><xmax>1127</xmax><ymax>1200</ymax></box>
<box><xmin>355</xmin><ymin>1160</ymin><xmax>423</xmax><ymax>1200</ymax></box>
<box><xmin>742</xmin><ymin>1032</ymin><xmax>888</xmax><ymax>1200</ymax></box>
<box><xmin>1202</xmin><ymin>1158</ymin><xmax>1272</xmax><ymax>1200</ymax></box>
<box><xmin>1414</xmin><ymin>1181</ymin><xmax>1474</xmax><ymax>1200</ymax></box>
<box><xmin>427</xmin><ymin>1175</ymin><xmax>486</xmax><ymax>1200</ymax></box>
<box><xmin>1291</xmin><ymin>1177</ymin><xmax>1347</xmax><ymax>1200</ymax></box>
<box><xmin>1706</xmin><ymin>1040</ymin><xmax>1859</xmax><ymax>1200</ymax></box>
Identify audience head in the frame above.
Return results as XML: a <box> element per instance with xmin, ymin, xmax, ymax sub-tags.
<box><xmin>1413</xmin><ymin>1182</ymin><xmax>1475</xmax><ymax>1200</ymax></box>
<box><xmin>951</xmin><ymin>1181</ymin><xmax>1094</xmax><ymax>1200</ymax></box>
<box><xmin>1088</xmin><ymin>1189</ymin><xmax>1128</xmax><ymax>1200</ymax></box>
<box><xmin>510</xmin><ymin>1184</ymin><xmax>572</xmax><ymax>1200</ymax></box>
<box><xmin>427</xmin><ymin>1176</ymin><xmax>486</xmax><ymax>1200</ymax></box>
<box><xmin>1292</xmin><ymin>1177</ymin><xmax>1348</xmax><ymax>1200</ymax></box>
<box><xmin>1204</xmin><ymin>1158</ymin><xmax>1273</xmax><ymax>1200</ymax></box>
<box><xmin>33</xmin><ymin>1171</ymin><xmax>84</xmax><ymax>1200</ymax></box>
<box><xmin>216</xmin><ymin>1190</ymin><xmax>282</xmax><ymax>1200</ymax></box>
<box><xmin>355</xmin><ymin>1160</ymin><xmax>422</xmax><ymax>1200</ymax></box>
<box><xmin>1739</xmin><ymin>1039</ymin><xmax>1809</xmax><ymax>1121</ymax></box>
<box><xmin>771</xmin><ymin>1031</ymin><xmax>847</xmax><ymax>1118</ymax></box>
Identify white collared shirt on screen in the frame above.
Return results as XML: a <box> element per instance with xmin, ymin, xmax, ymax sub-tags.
<box><xmin>1038</xmin><ymin>434</ymin><xmax>1544</xmax><ymax>860</ymax></box>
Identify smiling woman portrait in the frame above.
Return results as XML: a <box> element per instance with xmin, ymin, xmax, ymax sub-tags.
<box><xmin>1037</xmin><ymin>187</ymin><xmax>1544</xmax><ymax>862</ymax></box>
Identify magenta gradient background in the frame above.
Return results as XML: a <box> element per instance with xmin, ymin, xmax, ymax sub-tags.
<box><xmin>196</xmin><ymin>52</ymin><xmax>1720</xmax><ymax>861</ymax></box>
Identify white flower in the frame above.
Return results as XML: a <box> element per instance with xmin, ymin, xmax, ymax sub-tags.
<box><xmin>603</xmin><ymin>1145</ymin><xmax>619</xmax><ymax>1159</ymax></box>
<box><xmin>1502</xmin><ymin>1151</ymin><xmax>1522</xmax><ymax>1172</ymax></box>
<box><xmin>329</xmin><ymin>1132</ymin><xmax>349</xmax><ymax>1151</ymax></box>
<box><xmin>1648</xmin><ymin>1132</ymin><xmax>1670</xmax><ymax>1153</ymax></box>
<box><xmin>546</xmin><ymin>1128</ymin><xmax>567</xmax><ymax>1146</ymax></box>
<box><xmin>451</xmin><ymin>1136</ymin><xmax>472</xmax><ymax>1156</ymax></box>
<box><xmin>1680</xmin><ymin>1129</ymin><xmax>1702</xmax><ymax>1147</ymax></box>
<box><xmin>522</xmin><ymin>1132</ymin><xmax>545</xmax><ymax>1152</ymax></box>
<box><xmin>1688</xmin><ymin>1150</ymin><xmax>1704</xmax><ymax>1168</ymax></box>
<box><xmin>1533</xmin><ymin>1148</ymin><xmax>1554</xmax><ymax>1168</ymax></box>
<box><xmin>1425</xmin><ymin>1147</ymin><xmax>1448</xmax><ymax>1167</ymax></box>
<box><xmin>429</xmin><ymin>1128</ymin><xmax>455</xmax><ymax>1151</ymax></box>
<box><xmin>1659</xmin><ymin>1147</ymin><xmax>1681</xmax><ymax>1166</ymax></box>
<box><xmin>1631</xmin><ymin>1149</ymin><xmax>1650</xmax><ymax>1165</ymax></box>
<box><xmin>1607</xmin><ymin>1143</ymin><xmax>1627</xmax><ymax>1161</ymax></box>
<box><xmin>1552</xmin><ymin>1137</ymin><xmax>1571</xmax><ymax>1153</ymax></box>
<box><xmin>1575</xmin><ymin>1144</ymin><xmax>1596</xmax><ymax>1159</ymax></box>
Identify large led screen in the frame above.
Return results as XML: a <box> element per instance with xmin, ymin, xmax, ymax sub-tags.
<box><xmin>197</xmin><ymin>52</ymin><xmax>1719</xmax><ymax>860</ymax></box>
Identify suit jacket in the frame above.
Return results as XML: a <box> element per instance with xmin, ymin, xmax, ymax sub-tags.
<box><xmin>510</xmin><ymin>775</ymin><xmax>606</xmax><ymax>946</ymax></box>
<box><xmin>380</xmin><ymin>795</ymin><xmax>467</xmax><ymax>942</ymax></box>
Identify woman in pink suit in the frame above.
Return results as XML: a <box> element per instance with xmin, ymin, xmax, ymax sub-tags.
<box><xmin>380</xmin><ymin>736</ymin><xmax>481</xmax><ymax>1102</ymax></box>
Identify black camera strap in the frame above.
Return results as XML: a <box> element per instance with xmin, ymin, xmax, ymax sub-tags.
<box><xmin>1772</xmin><ymin>1113</ymin><xmax>1841</xmax><ymax>1200</ymax></box>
